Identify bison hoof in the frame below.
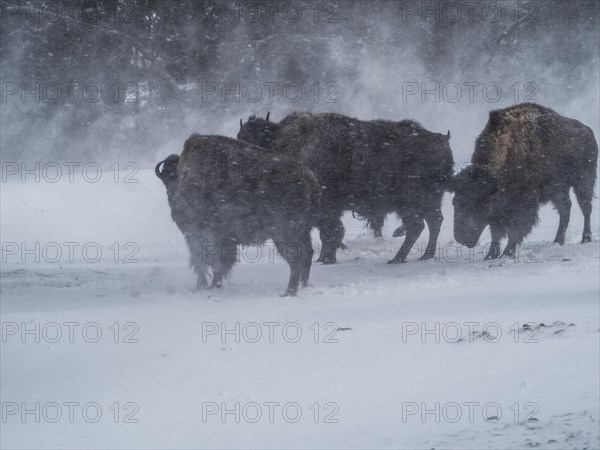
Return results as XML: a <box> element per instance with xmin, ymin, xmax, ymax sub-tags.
<box><xmin>317</xmin><ymin>254</ymin><xmax>337</xmax><ymax>264</ymax></box>
<box><xmin>582</xmin><ymin>234</ymin><xmax>592</xmax><ymax>243</ymax></box>
<box><xmin>317</xmin><ymin>255</ymin><xmax>336</xmax><ymax>264</ymax></box>
<box><xmin>280</xmin><ymin>289</ymin><xmax>297</xmax><ymax>297</ymax></box>
<box><xmin>419</xmin><ymin>252</ymin><xmax>435</xmax><ymax>262</ymax></box>
<box><xmin>320</xmin><ymin>259</ymin><xmax>337</xmax><ymax>265</ymax></box>
<box><xmin>195</xmin><ymin>279</ymin><xmax>209</xmax><ymax>292</ymax></box>
<box><xmin>553</xmin><ymin>238</ymin><xmax>565</xmax><ymax>246</ymax></box>
<box><xmin>386</xmin><ymin>258</ymin><xmax>406</xmax><ymax>264</ymax></box>
<box><xmin>501</xmin><ymin>250</ymin><xmax>516</xmax><ymax>259</ymax></box>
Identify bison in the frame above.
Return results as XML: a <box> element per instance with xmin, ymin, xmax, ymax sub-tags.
<box><xmin>452</xmin><ymin>103</ymin><xmax>598</xmax><ymax>259</ymax></box>
<box><xmin>238</xmin><ymin>112</ymin><xmax>453</xmax><ymax>264</ymax></box>
<box><xmin>156</xmin><ymin>134</ymin><xmax>320</xmax><ymax>296</ymax></box>
<box><xmin>240</xmin><ymin>113</ymin><xmax>407</xmax><ymax>241</ymax></box>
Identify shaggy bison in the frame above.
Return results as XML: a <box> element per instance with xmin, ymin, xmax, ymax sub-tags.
<box><xmin>453</xmin><ymin>103</ymin><xmax>598</xmax><ymax>258</ymax></box>
<box><xmin>156</xmin><ymin>134</ymin><xmax>320</xmax><ymax>296</ymax></box>
<box><xmin>238</xmin><ymin>112</ymin><xmax>454</xmax><ymax>264</ymax></box>
<box><xmin>355</xmin><ymin>212</ymin><xmax>406</xmax><ymax>239</ymax></box>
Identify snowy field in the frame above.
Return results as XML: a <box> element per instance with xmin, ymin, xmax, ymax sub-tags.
<box><xmin>1</xmin><ymin>167</ymin><xmax>599</xmax><ymax>449</ymax></box>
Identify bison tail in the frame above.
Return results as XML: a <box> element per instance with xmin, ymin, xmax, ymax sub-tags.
<box><xmin>155</xmin><ymin>154</ymin><xmax>180</xmax><ymax>187</ymax></box>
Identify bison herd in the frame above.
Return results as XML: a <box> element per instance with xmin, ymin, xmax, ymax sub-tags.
<box><xmin>156</xmin><ymin>103</ymin><xmax>598</xmax><ymax>295</ymax></box>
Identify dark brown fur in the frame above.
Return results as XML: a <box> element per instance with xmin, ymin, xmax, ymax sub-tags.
<box><xmin>239</xmin><ymin>112</ymin><xmax>454</xmax><ymax>264</ymax></box>
<box><xmin>453</xmin><ymin>103</ymin><xmax>598</xmax><ymax>258</ymax></box>
<box><xmin>156</xmin><ymin>134</ymin><xmax>320</xmax><ymax>295</ymax></box>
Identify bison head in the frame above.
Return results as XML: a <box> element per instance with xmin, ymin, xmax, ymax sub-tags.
<box><xmin>451</xmin><ymin>165</ymin><xmax>498</xmax><ymax>247</ymax></box>
<box><xmin>237</xmin><ymin>113</ymin><xmax>277</xmax><ymax>149</ymax></box>
<box><xmin>155</xmin><ymin>154</ymin><xmax>179</xmax><ymax>185</ymax></box>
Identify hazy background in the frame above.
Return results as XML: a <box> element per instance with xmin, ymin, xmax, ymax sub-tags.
<box><xmin>1</xmin><ymin>6</ymin><xmax>599</xmax><ymax>448</ymax></box>
<box><xmin>1</xmin><ymin>0</ymin><xmax>599</xmax><ymax>166</ymax></box>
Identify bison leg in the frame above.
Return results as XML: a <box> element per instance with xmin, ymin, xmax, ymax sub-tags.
<box><xmin>551</xmin><ymin>188</ymin><xmax>572</xmax><ymax>245</ymax></box>
<box><xmin>298</xmin><ymin>232</ymin><xmax>314</xmax><ymax>288</ymax></box>
<box><xmin>387</xmin><ymin>215</ymin><xmax>425</xmax><ymax>264</ymax></box>
<box><xmin>316</xmin><ymin>213</ymin><xmax>345</xmax><ymax>264</ymax></box>
<box><xmin>485</xmin><ymin>225</ymin><xmax>504</xmax><ymax>260</ymax></box>
<box><xmin>369</xmin><ymin>214</ymin><xmax>385</xmax><ymax>239</ymax></box>
<box><xmin>195</xmin><ymin>275</ymin><xmax>209</xmax><ymax>291</ymax></box>
<box><xmin>502</xmin><ymin>235</ymin><xmax>520</xmax><ymax>259</ymax></box>
<box><xmin>502</xmin><ymin>209</ymin><xmax>538</xmax><ymax>258</ymax></box>
<box><xmin>210</xmin><ymin>239</ymin><xmax>237</xmax><ymax>289</ymax></box>
<box><xmin>274</xmin><ymin>240</ymin><xmax>304</xmax><ymax>297</ymax></box>
<box><xmin>574</xmin><ymin>182</ymin><xmax>594</xmax><ymax>243</ymax></box>
<box><xmin>392</xmin><ymin>223</ymin><xmax>406</xmax><ymax>237</ymax></box>
<box><xmin>185</xmin><ymin>235</ymin><xmax>210</xmax><ymax>291</ymax></box>
<box><xmin>419</xmin><ymin>210</ymin><xmax>443</xmax><ymax>261</ymax></box>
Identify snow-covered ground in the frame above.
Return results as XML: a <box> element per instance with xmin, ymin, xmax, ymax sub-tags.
<box><xmin>1</xmin><ymin>168</ymin><xmax>599</xmax><ymax>449</ymax></box>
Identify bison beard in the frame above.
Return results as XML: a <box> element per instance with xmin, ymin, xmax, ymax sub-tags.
<box><xmin>452</xmin><ymin>103</ymin><xmax>598</xmax><ymax>259</ymax></box>
<box><xmin>238</xmin><ymin>112</ymin><xmax>454</xmax><ymax>264</ymax></box>
<box><xmin>156</xmin><ymin>134</ymin><xmax>320</xmax><ymax>296</ymax></box>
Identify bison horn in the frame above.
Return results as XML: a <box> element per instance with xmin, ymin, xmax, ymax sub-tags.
<box><xmin>446</xmin><ymin>130</ymin><xmax>451</xmax><ymax>140</ymax></box>
<box><xmin>239</xmin><ymin>118</ymin><xmax>246</xmax><ymax>133</ymax></box>
<box><xmin>266</xmin><ymin>112</ymin><xmax>270</xmax><ymax>121</ymax></box>
<box><xmin>155</xmin><ymin>160</ymin><xmax>165</xmax><ymax>180</ymax></box>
